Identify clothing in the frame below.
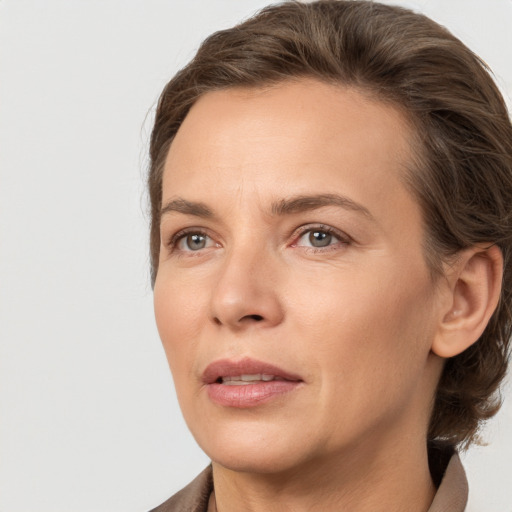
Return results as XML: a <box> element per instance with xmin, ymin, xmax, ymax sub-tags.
<box><xmin>149</xmin><ymin>454</ymin><xmax>468</xmax><ymax>512</ymax></box>
<box><xmin>428</xmin><ymin>454</ymin><xmax>468</xmax><ymax>512</ymax></box>
<box><xmin>149</xmin><ymin>467</ymin><xmax>212</xmax><ymax>512</ymax></box>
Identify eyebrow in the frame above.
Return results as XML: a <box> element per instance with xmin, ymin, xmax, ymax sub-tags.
<box><xmin>271</xmin><ymin>193</ymin><xmax>374</xmax><ymax>219</ymax></box>
<box><xmin>160</xmin><ymin>198</ymin><xmax>214</xmax><ymax>218</ymax></box>
<box><xmin>160</xmin><ymin>193</ymin><xmax>373</xmax><ymax>221</ymax></box>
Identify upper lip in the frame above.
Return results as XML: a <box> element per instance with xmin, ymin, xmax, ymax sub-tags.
<box><xmin>202</xmin><ymin>357</ymin><xmax>303</xmax><ymax>384</ymax></box>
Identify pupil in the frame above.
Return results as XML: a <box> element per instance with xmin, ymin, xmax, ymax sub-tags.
<box><xmin>187</xmin><ymin>234</ymin><xmax>206</xmax><ymax>250</ymax></box>
<box><xmin>309</xmin><ymin>231</ymin><xmax>331</xmax><ymax>247</ymax></box>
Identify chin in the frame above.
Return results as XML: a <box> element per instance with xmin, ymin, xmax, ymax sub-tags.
<box><xmin>210</xmin><ymin>448</ymin><xmax>304</xmax><ymax>475</ymax></box>
<box><xmin>191</xmin><ymin>421</ymin><xmax>312</xmax><ymax>475</ymax></box>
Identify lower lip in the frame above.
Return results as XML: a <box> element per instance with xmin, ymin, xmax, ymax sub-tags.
<box><xmin>206</xmin><ymin>380</ymin><xmax>301</xmax><ymax>408</ymax></box>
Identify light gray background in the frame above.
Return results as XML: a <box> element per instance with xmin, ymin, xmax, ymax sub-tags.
<box><xmin>1</xmin><ymin>1</ymin><xmax>511</xmax><ymax>511</ymax></box>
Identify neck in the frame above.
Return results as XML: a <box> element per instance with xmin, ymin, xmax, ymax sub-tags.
<box><xmin>211</xmin><ymin>435</ymin><xmax>436</xmax><ymax>512</ymax></box>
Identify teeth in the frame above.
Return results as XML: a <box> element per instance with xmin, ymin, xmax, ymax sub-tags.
<box><xmin>241</xmin><ymin>374</ymin><xmax>263</xmax><ymax>382</ymax></box>
<box><xmin>221</xmin><ymin>374</ymin><xmax>277</xmax><ymax>385</ymax></box>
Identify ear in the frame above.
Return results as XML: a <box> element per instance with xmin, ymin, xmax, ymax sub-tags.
<box><xmin>432</xmin><ymin>244</ymin><xmax>503</xmax><ymax>358</ymax></box>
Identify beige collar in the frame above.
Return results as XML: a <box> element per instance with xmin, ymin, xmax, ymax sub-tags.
<box><xmin>427</xmin><ymin>453</ymin><xmax>468</xmax><ymax>512</ymax></box>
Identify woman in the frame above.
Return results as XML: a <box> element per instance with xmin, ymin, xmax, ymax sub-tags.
<box><xmin>147</xmin><ymin>1</ymin><xmax>512</xmax><ymax>510</ymax></box>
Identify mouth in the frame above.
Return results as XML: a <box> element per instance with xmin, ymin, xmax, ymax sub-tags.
<box><xmin>220</xmin><ymin>374</ymin><xmax>288</xmax><ymax>385</ymax></box>
<box><xmin>202</xmin><ymin>357</ymin><xmax>303</xmax><ymax>408</ymax></box>
<box><xmin>202</xmin><ymin>357</ymin><xmax>302</xmax><ymax>384</ymax></box>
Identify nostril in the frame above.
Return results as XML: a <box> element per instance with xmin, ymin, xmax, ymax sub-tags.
<box><xmin>246</xmin><ymin>314</ymin><xmax>264</xmax><ymax>322</ymax></box>
<box><xmin>213</xmin><ymin>314</ymin><xmax>264</xmax><ymax>325</ymax></box>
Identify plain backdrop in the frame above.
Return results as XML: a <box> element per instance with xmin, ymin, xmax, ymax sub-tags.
<box><xmin>1</xmin><ymin>1</ymin><xmax>511</xmax><ymax>511</ymax></box>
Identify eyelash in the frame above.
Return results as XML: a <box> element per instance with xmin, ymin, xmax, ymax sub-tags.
<box><xmin>167</xmin><ymin>228</ymin><xmax>213</xmax><ymax>251</ymax></box>
<box><xmin>165</xmin><ymin>224</ymin><xmax>351</xmax><ymax>254</ymax></box>
<box><xmin>291</xmin><ymin>224</ymin><xmax>351</xmax><ymax>251</ymax></box>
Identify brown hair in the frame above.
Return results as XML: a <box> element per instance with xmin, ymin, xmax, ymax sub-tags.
<box><xmin>148</xmin><ymin>0</ymin><xmax>512</xmax><ymax>448</ymax></box>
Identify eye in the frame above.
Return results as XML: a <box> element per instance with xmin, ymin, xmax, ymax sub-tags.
<box><xmin>294</xmin><ymin>226</ymin><xmax>348</xmax><ymax>249</ymax></box>
<box><xmin>174</xmin><ymin>231</ymin><xmax>216</xmax><ymax>252</ymax></box>
<box><xmin>302</xmin><ymin>230</ymin><xmax>334</xmax><ymax>247</ymax></box>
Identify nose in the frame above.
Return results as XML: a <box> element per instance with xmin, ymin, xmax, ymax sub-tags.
<box><xmin>209</xmin><ymin>244</ymin><xmax>284</xmax><ymax>331</ymax></box>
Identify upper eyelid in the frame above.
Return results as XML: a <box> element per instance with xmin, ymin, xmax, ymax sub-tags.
<box><xmin>173</xmin><ymin>227</ymin><xmax>209</xmax><ymax>239</ymax></box>
<box><xmin>166</xmin><ymin>227</ymin><xmax>212</xmax><ymax>247</ymax></box>
<box><xmin>291</xmin><ymin>224</ymin><xmax>352</xmax><ymax>243</ymax></box>
<box><xmin>163</xmin><ymin>223</ymin><xmax>352</xmax><ymax>248</ymax></box>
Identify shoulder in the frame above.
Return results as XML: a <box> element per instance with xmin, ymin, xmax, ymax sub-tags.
<box><xmin>148</xmin><ymin>466</ymin><xmax>213</xmax><ymax>512</ymax></box>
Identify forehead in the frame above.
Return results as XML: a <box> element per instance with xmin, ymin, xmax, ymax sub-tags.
<box><xmin>161</xmin><ymin>78</ymin><xmax>427</xmax><ymax>271</ymax></box>
<box><xmin>163</xmin><ymin>79</ymin><xmax>416</xmax><ymax>197</ymax></box>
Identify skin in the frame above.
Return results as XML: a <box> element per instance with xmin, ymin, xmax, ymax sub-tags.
<box><xmin>153</xmin><ymin>79</ymin><xmax>458</xmax><ymax>511</ymax></box>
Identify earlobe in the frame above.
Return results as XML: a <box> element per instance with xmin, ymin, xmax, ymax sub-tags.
<box><xmin>432</xmin><ymin>244</ymin><xmax>503</xmax><ymax>359</ymax></box>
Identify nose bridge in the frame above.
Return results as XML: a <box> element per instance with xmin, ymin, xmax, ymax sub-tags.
<box><xmin>210</xmin><ymin>230</ymin><xmax>284</xmax><ymax>329</ymax></box>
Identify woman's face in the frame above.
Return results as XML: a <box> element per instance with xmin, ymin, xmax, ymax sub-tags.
<box><xmin>154</xmin><ymin>79</ymin><xmax>444</xmax><ymax>474</ymax></box>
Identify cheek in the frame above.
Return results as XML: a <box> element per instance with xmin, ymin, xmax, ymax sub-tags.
<box><xmin>153</xmin><ymin>273</ymin><xmax>208</xmax><ymax>382</ymax></box>
<box><xmin>289</xmin><ymin>260</ymin><xmax>436</xmax><ymax>390</ymax></box>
